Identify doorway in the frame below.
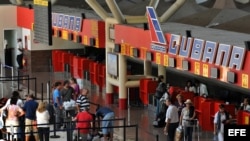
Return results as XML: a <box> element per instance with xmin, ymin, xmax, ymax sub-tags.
<box><xmin>3</xmin><ymin>29</ymin><xmax>17</xmax><ymax>67</ymax></box>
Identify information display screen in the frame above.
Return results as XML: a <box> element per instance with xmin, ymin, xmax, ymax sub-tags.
<box><xmin>33</xmin><ymin>0</ymin><xmax>52</xmax><ymax>45</ymax></box>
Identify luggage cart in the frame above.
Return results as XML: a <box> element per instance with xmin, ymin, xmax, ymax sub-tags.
<box><xmin>183</xmin><ymin>119</ymin><xmax>199</xmax><ymax>141</ymax></box>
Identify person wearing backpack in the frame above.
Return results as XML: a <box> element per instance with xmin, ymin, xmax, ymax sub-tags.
<box><xmin>155</xmin><ymin>75</ymin><xmax>167</xmax><ymax>117</ymax></box>
<box><xmin>214</xmin><ymin>104</ymin><xmax>232</xmax><ymax>141</ymax></box>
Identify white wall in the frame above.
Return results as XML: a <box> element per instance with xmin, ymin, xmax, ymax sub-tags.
<box><xmin>0</xmin><ymin>5</ymin><xmax>18</xmax><ymax>64</ymax></box>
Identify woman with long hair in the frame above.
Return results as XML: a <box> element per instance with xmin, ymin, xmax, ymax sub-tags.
<box><xmin>69</xmin><ymin>77</ymin><xmax>80</xmax><ymax>100</ymax></box>
<box><xmin>36</xmin><ymin>101</ymin><xmax>50</xmax><ymax>141</ymax></box>
<box><xmin>5</xmin><ymin>97</ymin><xmax>24</xmax><ymax>141</ymax></box>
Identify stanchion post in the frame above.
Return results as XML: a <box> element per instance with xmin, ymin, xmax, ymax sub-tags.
<box><xmin>41</xmin><ymin>83</ymin><xmax>44</xmax><ymax>101</ymax></box>
<box><xmin>11</xmin><ymin>66</ymin><xmax>14</xmax><ymax>87</ymax></box>
<box><xmin>28</xmin><ymin>75</ymin><xmax>30</xmax><ymax>94</ymax></box>
<box><xmin>0</xmin><ymin>64</ymin><xmax>3</xmax><ymax>77</ymax></box>
<box><xmin>50</xmin><ymin>113</ymin><xmax>60</xmax><ymax>138</ymax></box>
<box><xmin>123</xmin><ymin>118</ymin><xmax>126</xmax><ymax>141</ymax></box>
<box><xmin>135</xmin><ymin>124</ymin><xmax>138</xmax><ymax>141</ymax></box>
<box><xmin>35</xmin><ymin>78</ymin><xmax>37</xmax><ymax>98</ymax></box>
<box><xmin>156</xmin><ymin>134</ymin><xmax>159</xmax><ymax>141</ymax></box>
<box><xmin>47</xmin><ymin>82</ymin><xmax>50</xmax><ymax>103</ymax></box>
<box><xmin>17</xmin><ymin>70</ymin><xmax>21</xmax><ymax>91</ymax></box>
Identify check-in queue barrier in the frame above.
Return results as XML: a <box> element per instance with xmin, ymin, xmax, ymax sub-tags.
<box><xmin>3</xmin><ymin>118</ymin><xmax>139</xmax><ymax>141</ymax></box>
<box><xmin>0</xmin><ymin>75</ymin><xmax>36</xmax><ymax>98</ymax></box>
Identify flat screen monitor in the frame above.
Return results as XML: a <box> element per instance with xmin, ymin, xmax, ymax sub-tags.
<box><xmin>210</xmin><ymin>67</ymin><xmax>219</xmax><ymax>79</ymax></box>
<box><xmin>146</xmin><ymin>51</ymin><xmax>153</xmax><ymax>61</ymax></box>
<box><xmin>182</xmin><ymin>60</ymin><xmax>189</xmax><ymax>70</ymax></box>
<box><xmin>114</xmin><ymin>44</ymin><xmax>121</xmax><ymax>53</ymax></box>
<box><xmin>168</xmin><ymin>57</ymin><xmax>176</xmax><ymax>67</ymax></box>
<box><xmin>227</xmin><ymin>71</ymin><xmax>236</xmax><ymax>83</ymax></box>
<box><xmin>133</xmin><ymin>48</ymin><xmax>140</xmax><ymax>58</ymax></box>
<box><xmin>107</xmin><ymin>53</ymin><xmax>118</xmax><ymax>77</ymax></box>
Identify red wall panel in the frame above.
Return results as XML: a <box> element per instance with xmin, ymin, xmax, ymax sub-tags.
<box><xmin>16</xmin><ymin>6</ymin><xmax>34</xmax><ymax>29</ymax></box>
<box><xmin>115</xmin><ymin>24</ymin><xmax>151</xmax><ymax>49</ymax></box>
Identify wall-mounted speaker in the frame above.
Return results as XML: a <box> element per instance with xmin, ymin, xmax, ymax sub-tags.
<box><xmin>68</xmin><ymin>33</ymin><xmax>74</xmax><ymax>41</ymax></box>
<box><xmin>210</xmin><ymin>67</ymin><xmax>220</xmax><ymax>79</ymax></box>
<box><xmin>182</xmin><ymin>60</ymin><xmax>189</xmax><ymax>70</ymax></box>
<box><xmin>114</xmin><ymin>44</ymin><xmax>121</xmax><ymax>53</ymax></box>
<box><xmin>168</xmin><ymin>57</ymin><xmax>176</xmax><ymax>67</ymax></box>
<box><xmin>146</xmin><ymin>51</ymin><xmax>153</xmax><ymax>61</ymax></box>
<box><xmin>76</xmin><ymin>35</ymin><xmax>82</xmax><ymax>43</ymax></box>
<box><xmin>186</xmin><ymin>30</ymin><xmax>192</xmax><ymax>38</ymax></box>
<box><xmin>133</xmin><ymin>48</ymin><xmax>140</xmax><ymax>58</ymax></box>
<box><xmin>57</xmin><ymin>30</ymin><xmax>62</xmax><ymax>37</ymax></box>
<box><xmin>227</xmin><ymin>71</ymin><xmax>236</xmax><ymax>83</ymax></box>
<box><xmin>89</xmin><ymin>38</ymin><xmax>95</xmax><ymax>46</ymax></box>
<box><xmin>244</xmin><ymin>41</ymin><xmax>250</xmax><ymax>51</ymax></box>
<box><xmin>143</xmin><ymin>23</ymin><xmax>149</xmax><ymax>30</ymax></box>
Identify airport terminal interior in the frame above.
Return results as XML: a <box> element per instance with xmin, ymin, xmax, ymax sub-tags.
<box><xmin>1</xmin><ymin>0</ymin><xmax>250</xmax><ymax>141</ymax></box>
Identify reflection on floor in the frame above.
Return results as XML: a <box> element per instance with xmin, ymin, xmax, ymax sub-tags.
<box><xmin>0</xmin><ymin>70</ymin><xmax>214</xmax><ymax>141</ymax></box>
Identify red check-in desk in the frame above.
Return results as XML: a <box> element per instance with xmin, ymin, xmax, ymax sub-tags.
<box><xmin>139</xmin><ymin>78</ymin><xmax>157</xmax><ymax>105</ymax></box>
<box><xmin>197</xmin><ymin>98</ymin><xmax>236</xmax><ymax>131</ymax></box>
<box><xmin>237</xmin><ymin>110</ymin><xmax>250</xmax><ymax>125</ymax></box>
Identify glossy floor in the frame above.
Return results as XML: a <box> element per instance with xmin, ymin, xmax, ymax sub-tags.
<box><xmin>0</xmin><ymin>70</ymin><xmax>214</xmax><ymax>141</ymax></box>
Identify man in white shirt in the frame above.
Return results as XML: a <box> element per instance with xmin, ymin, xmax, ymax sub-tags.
<box><xmin>164</xmin><ymin>98</ymin><xmax>179</xmax><ymax>141</ymax></box>
<box><xmin>214</xmin><ymin>104</ymin><xmax>232</xmax><ymax>141</ymax></box>
<box><xmin>16</xmin><ymin>38</ymin><xmax>24</xmax><ymax>69</ymax></box>
<box><xmin>194</xmin><ymin>79</ymin><xmax>208</xmax><ymax>97</ymax></box>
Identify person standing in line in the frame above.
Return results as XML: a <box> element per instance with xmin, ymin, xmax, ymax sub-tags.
<box><xmin>0</xmin><ymin>91</ymin><xmax>24</xmax><ymax>141</ymax></box>
<box><xmin>164</xmin><ymin>98</ymin><xmax>179</xmax><ymax>141</ymax></box>
<box><xmin>3</xmin><ymin>97</ymin><xmax>25</xmax><ymax>141</ymax></box>
<box><xmin>36</xmin><ymin>101</ymin><xmax>50</xmax><ymax>141</ymax></box>
<box><xmin>72</xmin><ymin>107</ymin><xmax>93</xmax><ymax>141</ymax></box>
<box><xmin>52</xmin><ymin>81</ymin><xmax>63</xmax><ymax>130</ymax></box>
<box><xmin>16</xmin><ymin>38</ymin><xmax>24</xmax><ymax>69</ymax></box>
<box><xmin>179</xmin><ymin>99</ymin><xmax>196</xmax><ymax>141</ymax></box>
<box><xmin>155</xmin><ymin>75</ymin><xmax>167</xmax><ymax>117</ymax></box>
<box><xmin>69</xmin><ymin>77</ymin><xmax>80</xmax><ymax>101</ymax></box>
<box><xmin>174</xmin><ymin>94</ymin><xmax>186</xmax><ymax>118</ymax></box>
<box><xmin>23</xmin><ymin>94</ymin><xmax>39</xmax><ymax>141</ymax></box>
<box><xmin>214</xmin><ymin>104</ymin><xmax>232</xmax><ymax>141</ymax></box>
<box><xmin>96</xmin><ymin>106</ymin><xmax>115</xmax><ymax>141</ymax></box>
<box><xmin>76</xmin><ymin>88</ymin><xmax>90</xmax><ymax>112</ymax></box>
<box><xmin>61</xmin><ymin>80</ymin><xmax>75</xmax><ymax>102</ymax></box>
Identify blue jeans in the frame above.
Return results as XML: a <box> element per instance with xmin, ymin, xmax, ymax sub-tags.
<box><xmin>102</xmin><ymin>112</ymin><xmax>115</xmax><ymax>135</ymax></box>
<box><xmin>53</xmin><ymin>106</ymin><xmax>63</xmax><ymax>129</ymax></box>
<box><xmin>38</xmin><ymin>127</ymin><xmax>50</xmax><ymax>141</ymax></box>
<box><xmin>184</xmin><ymin>127</ymin><xmax>193</xmax><ymax>141</ymax></box>
<box><xmin>156</xmin><ymin>99</ymin><xmax>160</xmax><ymax>116</ymax></box>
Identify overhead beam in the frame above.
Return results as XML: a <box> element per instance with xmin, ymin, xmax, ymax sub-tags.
<box><xmin>160</xmin><ymin>0</ymin><xmax>187</xmax><ymax>22</ymax></box>
<box><xmin>105</xmin><ymin>0</ymin><xmax>126</xmax><ymax>23</ymax></box>
<box><xmin>85</xmin><ymin>0</ymin><xmax>109</xmax><ymax>20</ymax></box>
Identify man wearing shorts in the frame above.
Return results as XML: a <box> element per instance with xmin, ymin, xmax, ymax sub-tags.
<box><xmin>23</xmin><ymin>94</ymin><xmax>38</xmax><ymax>141</ymax></box>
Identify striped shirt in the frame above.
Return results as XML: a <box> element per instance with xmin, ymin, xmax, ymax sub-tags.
<box><xmin>76</xmin><ymin>95</ymin><xmax>90</xmax><ymax>111</ymax></box>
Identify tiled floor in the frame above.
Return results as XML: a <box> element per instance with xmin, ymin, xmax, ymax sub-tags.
<box><xmin>0</xmin><ymin>68</ymin><xmax>214</xmax><ymax>141</ymax></box>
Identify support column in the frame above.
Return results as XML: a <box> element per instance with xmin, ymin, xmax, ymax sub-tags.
<box><xmin>144</xmin><ymin>60</ymin><xmax>152</xmax><ymax>76</ymax></box>
<box><xmin>106</xmin><ymin>47</ymin><xmax>114</xmax><ymax>104</ymax></box>
<box><xmin>118</xmin><ymin>54</ymin><xmax>127</xmax><ymax>109</ymax></box>
<box><xmin>105</xmin><ymin>18</ymin><xmax>119</xmax><ymax>104</ymax></box>
<box><xmin>158</xmin><ymin>65</ymin><xmax>166</xmax><ymax>82</ymax></box>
